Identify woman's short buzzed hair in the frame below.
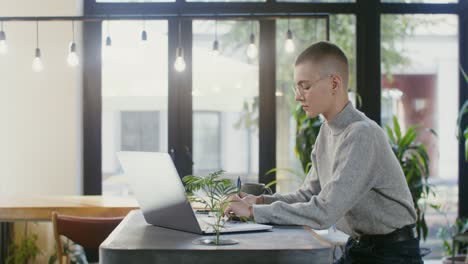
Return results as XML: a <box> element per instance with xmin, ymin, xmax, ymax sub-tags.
<box><xmin>295</xmin><ymin>41</ymin><xmax>348</xmax><ymax>70</ymax></box>
<box><xmin>295</xmin><ymin>41</ymin><xmax>349</xmax><ymax>88</ymax></box>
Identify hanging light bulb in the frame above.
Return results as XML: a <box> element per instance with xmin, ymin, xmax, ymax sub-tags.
<box><xmin>105</xmin><ymin>20</ymin><xmax>112</xmax><ymax>47</ymax></box>
<box><xmin>105</xmin><ymin>35</ymin><xmax>112</xmax><ymax>46</ymax></box>
<box><xmin>246</xmin><ymin>33</ymin><xmax>257</xmax><ymax>59</ymax></box>
<box><xmin>174</xmin><ymin>20</ymin><xmax>186</xmax><ymax>72</ymax></box>
<box><xmin>174</xmin><ymin>47</ymin><xmax>186</xmax><ymax>72</ymax></box>
<box><xmin>32</xmin><ymin>20</ymin><xmax>43</xmax><ymax>72</ymax></box>
<box><xmin>212</xmin><ymin>40</ymin><xmax>220</xmax><ymax>57</ymax></box>
<box><xmin>212</xmin><ymin>20</ymin><xmax>220</xmax><ymax>56</ymax></box>
<box><xmin>140</xmin><ymin>19</ymin><xmax>148</xmax><ymax>48</ymax></box>
<box><xmin>285</xmin><ymin>30</ymin><xmax>295</xmax><ymax>53</ymax></box>
<box><xmin>246</xmin><ymin>21</ymin><xmax>257</xmax><ymax>59</ymax></box>
<box><xmin>67</xmin><ymin>20</ymin><xmax>79</xmax><ymax>67</ymax></box>
<box><xmin>32</xmin><ymin>48</ymin><xmax>43</xmax><ymax>72</ymax></box>
<box><xmin>141</xmin><ymin>20</ymin><xmax>148</xmax><ymax>41</ymax></box>
<box><xmin>285</xmin><ymin>17</ymin><xmax>295</xmax><ymax>53</ymax></box>
<box><xmin>0</xmin><ymin>21</ymin><xmax>8</xmax><ymax>55</ymax></box>
<box><xmin>67</xmin><ymin>42</ymin><xmax>79</xmax><ymax>67</ymax></box>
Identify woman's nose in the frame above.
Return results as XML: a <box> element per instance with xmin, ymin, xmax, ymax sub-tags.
<box><xmin>294</xmin><ymin>92</ymin><xmax>303</xmax><ymax>102</ymax></box>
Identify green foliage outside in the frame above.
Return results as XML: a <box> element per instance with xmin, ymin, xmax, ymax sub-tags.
<box><xmin>436</xmin><ymin>212</ymin><xmax>468</xmax><ymax>256</ymax></box>
<box><xmin>6</xmin><ymin>224</ymin><xmax>41</xmax><ymax>264</ymax></box>
<box><xmin>385</xmin><ymin>116</ymin><xmax>437</xmax><ymax>240</ymax></box>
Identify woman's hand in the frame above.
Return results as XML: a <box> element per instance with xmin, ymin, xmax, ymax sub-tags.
<box><xmin>238</xmin><ymin>192</ymin><xmax>261</xmax><ymax>205</ymax></box>
<box><xmin>223</xmin><ymin>195</ymin><xmax>252</xmax><ymax>218</ymax></box>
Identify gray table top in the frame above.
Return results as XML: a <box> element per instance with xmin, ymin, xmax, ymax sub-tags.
<box><xmin>100</xmin><ymin>210</ymin><xmax>332</xmax><ymax>264</ymax></box>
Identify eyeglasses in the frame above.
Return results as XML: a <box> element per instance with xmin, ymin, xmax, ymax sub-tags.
<box><xmin>292</xmin><ymin>74</ymin><xmax>333</xmax><ymax>98</ymax></box>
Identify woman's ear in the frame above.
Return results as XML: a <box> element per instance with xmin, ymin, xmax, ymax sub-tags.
<box><xmin>331</xmin><ymin>75</ymin><xmax>340</xmax><ymax>93</ymax></box>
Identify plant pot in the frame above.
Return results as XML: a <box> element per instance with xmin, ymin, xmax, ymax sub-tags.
<box><xmin>442</xmin><ymin>254</ymin><xmax>467</xmax><ymax>264</ymax></box>
<box><xmin>192</xmin><ymin>238</ymin><xmax>239</xmax><ymax>246</ymax></box>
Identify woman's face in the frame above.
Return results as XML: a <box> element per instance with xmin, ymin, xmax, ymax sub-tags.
<box><xmin>293</xmin><ymin>61</ymin><xmax>334</xmax><ymax>118</ymax></box>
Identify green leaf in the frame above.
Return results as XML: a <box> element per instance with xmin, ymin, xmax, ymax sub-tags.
<box><xmin>461</xmin><ymin>66</ymin><xmax>468</xmax><ymax>83</ymax></box>
<box><xmin>48</xmin><ymin>254</ymin><xmax>57</xmax><ymax>264</ymax></box>
<box><xmin>305</xmin><ymin>162</ymin><xmax>313</xmax><ymax>174</ymax></box>
<box><xmin>400</xmin><ymin>126</ymin><xmax>417</xmax><ymax>148</ymax></box>
<box><xmin>456</xmin><ymin>100</ymin><xmax>468</xmax><ymax>139</ymax></box>
<box><xmin>385</xmin><ymin>125</ymin><xmax>396</xmax><ymax>144</ymax></box>
<box><xmin>265</xmin><ymin>167</ymin><xmax>305</xmax><ymax>183</ymax></box>
<box><xmin>422</xmin><ymin>214</ymin><xmax>428</xmax><ymax>240</ymax></box>
<box><xmin>465</xmin><ymin>135</ymin><xmax>468</xmax><ymax>161</ymax></box>
<box><xmin>426</xmin><ymin>128</ymin><xmax>438</xmax><ymax>138</ymax></box>
<box><xmin>392</xmin><ymin>116</ymin><xmax>402</xmax><ymax>143</ymax></box>
<box><xmin>265</xmin><ymin>180</ymin><xmax>277</xmax><ymax>188</ymax></box>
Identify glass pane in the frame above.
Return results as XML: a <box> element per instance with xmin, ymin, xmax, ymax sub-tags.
<box><xmin>277</xmin><ymin>0</ymin><xmax>354</xmax><ymax>3</ymax></box>
<box><xmin>97</xmin><ymin>0</ymin><xmax>175</xmax><ymax>2</ymax></box>
<box><xmin>187</xmin><ymin>0</ymin><xmax>264</xmax><ymax>2</ymax></box>
<box><xmin>275</xmin><ymin>15</ymin><xmax>356</xmax><ymax>193</ymax></box>
<box><xmin>102</xmin><ymin>20</ymin><xmax>169</xmax><ymax>195</ymax></box>
<box><xmin>192</xmin><ymin>20</ymin><xmax>259</xmax><ymax>183</ymax></box>
<box><xmin>382</xmin><ymin>0</ymin><xmax>457</xmax><ymax>3</ymax></box>
<box><xmin>381</xmin><ymin>14</ymin><xmax>458</xmax><ymax>259</ymax></box>
<box><xmin>194</xmin><ymin>112</ymin><xmax>222</xmax><ymax>172</ymax></box>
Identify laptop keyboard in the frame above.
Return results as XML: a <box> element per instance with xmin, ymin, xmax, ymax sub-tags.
<box><xmin>197</xmin><ymin>216</ymin><xmax>231</xmax><ymax>232</ymax></box>
<box><xmin>199</xmin><ymin>219</ymin><xmax>221</xmax><ymax>232</ymax></box>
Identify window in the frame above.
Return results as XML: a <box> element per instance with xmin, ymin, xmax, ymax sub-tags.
<box><xmin>121</xmin><ymin>111</ymin><xmax>161</xmax><ymax>152</ymax></box>
<box><xmin>97</xmin><ymin>0</ymin><xmax>175</xmax><ymax>2</ymax></box>
<box><xmin>193</xmin><ymin>112</ymin><xmax>222</xmax><ymax>173</ymax></box>
<box><xmin>277</xmin><ymin>0</ymin><xmax>354</xmax><ymax>2</ymax></box>
<box><xmin>382</xmin><ymin>0</ymin><xmax>457</xmax><ymax>3</ymax></box>
<box><xmin>101</xmin><ymin>20</ymin><xmax>168</xmax><ymax>195</ymax></box>
<box><xmin>192</xmin><ymin>20</ymin><xmax>260</xmax><ymax>183</ymax></box>
<box><xmin>186</xmin><ymin>0</ymin><xmax>265</xmax><ymax>2</ymax></box>
<box><xmin>381</xmin><ymin>14</ymin><xmax>459</xmax><ymax>259</ymax></box>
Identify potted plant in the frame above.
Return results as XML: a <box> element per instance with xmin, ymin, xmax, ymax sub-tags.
<box><xmin>6</xmin><ymin>223</ymin><xmax>41</xmax><ymax>264</ymax></box>
<box><xmin>385</xmin><ymin>116</ymin><xmax>437</xmax><ymax>241</ymax></box>
<box><xmin>437</xmin><ymin>213</ymin><xmax>468</xmax><ymax>264</ymax></box>
<box><xmin>294</xmin><ymin>104</ymin><xmax>322</xmax><ymax>173</ymax></box>
<box><xmin>182</xmin><ymin>170</ymin><xmax>242</xmax><ymax>245</ymax></box>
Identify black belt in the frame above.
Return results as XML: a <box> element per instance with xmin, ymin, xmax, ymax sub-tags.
<box><xmin>354</xmin><ymin>224</ymin><xmax>417</xmax><ymax>244</ymax></box>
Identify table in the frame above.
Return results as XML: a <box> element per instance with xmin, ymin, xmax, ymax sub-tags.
<box><xmin>0</xmin><ymin>195</ymin><xmax>139</xmax><ymax>221</ymax></box>
<box><xmin>100</xmin><ymin>210</ymin><xmax>333</xmax><ymax>264</ymax></box>
<box><xmin>0</xmin><ymin>195</ymin><xmax>139</xmax><ymax>264</ymax></box>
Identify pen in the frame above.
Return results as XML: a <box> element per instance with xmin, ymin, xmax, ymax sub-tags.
<box><xmin>237</xmin><ymin>176</ymin><xmax>241</xmax><ymax>195</ymax></box>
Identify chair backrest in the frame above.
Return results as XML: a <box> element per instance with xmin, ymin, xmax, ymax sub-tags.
<box><xmin>51</xmin><ymin>211</ymin><xmax>124</xmax><ymax>264</ymax></box>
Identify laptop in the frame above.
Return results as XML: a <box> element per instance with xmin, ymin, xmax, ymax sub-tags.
<box><xmin>117</xmin><ymin>151</ymin><xmax>273</xmax><ymax>235</ymax></box>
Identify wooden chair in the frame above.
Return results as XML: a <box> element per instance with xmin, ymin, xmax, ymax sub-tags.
<box><xmin>51</xmin><ymin>211</ymin><xmax>124</xmax><ymax>264</ymax></box>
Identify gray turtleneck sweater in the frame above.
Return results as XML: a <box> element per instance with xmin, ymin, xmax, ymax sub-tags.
<box><xmin>253</xmin><ymin>101</ymin><xmax>417</xmax><ymax>237</ymax></box>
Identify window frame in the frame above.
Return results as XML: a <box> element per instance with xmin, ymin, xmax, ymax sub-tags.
<box><xmin>82</xmin><ymin>0</ymin><xmax>468</xmax><ymax>218</ymax></box>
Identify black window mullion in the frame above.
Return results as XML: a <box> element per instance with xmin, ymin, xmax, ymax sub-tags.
<box><xmin>458</xmin><ymin>0</ymin><xmax>468</xmax><ymax>218</ymax></box>
<box><xmin>259</xmin><ymin>20</ymin><xmax>276</xmax><ymax>193</ymax></box>
<box><xmin>356</xmin><ymin>0</ymin><xmax>381</xmax><ymax>124</ymax></box>
<box><xmin>83</xmin><ymin>21</ymin><xmax>103</xmax><ymax>195</ymax></box>
<box><xmin>88</xmin><ymin>2</ymin><xmax>357</xmax><ymax>16</ymax></box>
<box><xmin>380</xmin><ymin>3</ymin><xmax>458</xmax><ymax>14</ymax></box>
<box><xmin>168</xmin><ymin>19</ymin><xmax>193</xmax><ymax>179</ymax></box>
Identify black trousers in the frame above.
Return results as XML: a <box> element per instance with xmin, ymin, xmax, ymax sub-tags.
<box><xmin>333</xmin><ymin>237</ymin><xmax>424</xmax><ymax>264</ymax></box>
